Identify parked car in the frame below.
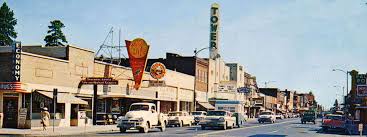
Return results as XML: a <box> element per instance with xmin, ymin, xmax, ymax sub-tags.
<box><xmin>167</xmin><ymin>111</ymin><xmax>194</xmax><ymax>127</ymax></box>
<box><xmin>258</xmin><ymin>111</ymin><xmax>276</xmax><ymax>123</ymax></box>
<box><xmin>191</xmin><ymin>111</ymin><xmax>207</xmax><ymax>125</ymax></box>
<box><xmin>321</xmin><ymin>114</ymin><xmax>346</xmax><ymax>132</ymax></box>
<box><xmin>275</xmin><ymin>113</ymin><xmax>284</xmax><ymax>119</ymax></box>
<box><xmin>301</xmin><ymin>110</ymin><xmax>316</xmax><ymax>124</ymax></box>
<box><xmin>199</xmin><ymin>110</ymin><xmax>236</xmax><ymax>130</ymax></box>
<box><xmin>233</xmin><ymin>112</ymin><xmax>247</xmax><ymax>128</ymax></box>
<box><xmin>116</xmin><ymin>103</ymin><xmax>166</xmax><ymax>133</ymax></box>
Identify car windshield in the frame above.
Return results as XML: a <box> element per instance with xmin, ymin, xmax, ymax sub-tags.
<box><xmin>325</xmin><ymin>115</ymin><xmax>344</xmax><ymax>120</ymax></box>
<box><xmin>129</xmin><ymin>105</ymin><xmax>149</xmax><ymax>111</ymax></box>
<box><xmin>191</xmin><ymin>112</ymin><xmax>202</xmax><ymax>115</ymax></box>
<box><xmin>207</xmin><ymin>111</ymin><xmax>226</xmax><ymax>116</ymax></box>
<box><xmin>260</xmin><ymin>112</ymin><xmax>272</xmax><ymax>115</ymax></box>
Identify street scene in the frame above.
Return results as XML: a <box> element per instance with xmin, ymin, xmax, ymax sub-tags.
<box><xmin>0</xmin><ymin>1</ymin><xmax>367</xmax><ymax>137</ymax></box>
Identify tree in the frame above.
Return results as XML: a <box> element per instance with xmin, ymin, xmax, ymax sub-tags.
<box><xmin>334</xmin><ymin>99</ymin><xmax>339</xmax><ymax>108</ymax></box>
<box><xmin>0</xmin><ymin>2</ymin><xmax>17</xmax><ymax>46</ymax></box>
<box><xmin>44</xmin><ymin>20</ymin><xmax>68</xmax><ymax>46</ymax></box>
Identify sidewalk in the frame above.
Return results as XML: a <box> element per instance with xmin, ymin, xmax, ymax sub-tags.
<box><xmin>0</xmin><ymin>125</ymin><xmax>118</xmax><ymax>136</ymax></box>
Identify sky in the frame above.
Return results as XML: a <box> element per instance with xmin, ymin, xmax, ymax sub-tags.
<box><xmin>2</xmin><ymin>0</ymin><xmax>367</xmax><ymax>108</ymax></box>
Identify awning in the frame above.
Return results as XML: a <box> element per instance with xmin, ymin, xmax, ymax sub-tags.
<box><xmin>198</xmin><ymin>102</ymin><xmax>215</xmax><ymax>110</ymax></box>
<box><xmin>36</xmin><ymin>91</ymin><xmax>88</xmax><ymax>105</ymax></box>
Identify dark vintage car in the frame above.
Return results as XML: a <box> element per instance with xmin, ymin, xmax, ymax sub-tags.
<box><xmin>301</xmin><ymin>110</ymin><xmax>316</xmax><ymax>124</ymax></box>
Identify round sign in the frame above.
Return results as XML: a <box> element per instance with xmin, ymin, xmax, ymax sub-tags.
<box><xmin>150</xmin><ymin>62</ymin><xmax>166</xmax><ymax>79</ymax></box>
<box><xmin>128</xmin><ymin>38</ymin><xmax>149</xmax><ymax>58</ymax></box>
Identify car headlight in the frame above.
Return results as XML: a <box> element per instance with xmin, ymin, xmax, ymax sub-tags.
<box><xmin>219</xmin><ymin>117</ymin><xmax>225</xmax><ymax>122</ymax></box>
<box><xmin>138</xmin><ymin>117</ymin><xmax>144</xmax><ymax>122</ymax></box>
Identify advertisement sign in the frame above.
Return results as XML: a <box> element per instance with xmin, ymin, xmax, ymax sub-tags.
<box><xmin>209</xmin><ymin>3</ymin><xmax>220</xmax><ymax>59</ymax></box>
<box><xmin>357</xmin><ymin>74</ymin><xmax>367</xmax><ymax>85</ymax></box>
<box><xmin>13</xmin><ymin>42</ymin><xmax>21</xmax><ymax>82</ymax></box>
<box><xmin>0</xmin><ymin>82</ymin><xmax>21</xmax><ymax>91</ymax></box>
<box><xmin>126</xmin><ymin>38</ymin><xmax>150</xmax><ymax>90</ymax></box>
<box><xmin>150</xmin><ymin>62</ymin><xmax>166</xmax><ymax>79</ymax></box>
<box><xmin>357</xmin><ymin>85</ymin><xmax>367</xmax><ymax>97</ymax></box>
<box><xmin>17</xmin><ymin>108</ymin><xmax>27</xmax><ymax>129</ymax></box>
<box><xmin>81</xmin><ymin>77</ymin><xmax>118</xmax><ymax>85</ymax></box>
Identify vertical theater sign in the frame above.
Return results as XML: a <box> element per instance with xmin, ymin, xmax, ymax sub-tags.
<box><xmin>209</xmin><ymin>3</ymin><xmax>220</xmax><ymax>59</ymax></box>
<box><xmin>125</xmin><ymin>38</ymin><xmax>150</xmax><ymax>90</ymax></box>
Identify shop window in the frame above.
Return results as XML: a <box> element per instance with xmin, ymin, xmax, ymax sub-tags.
<box><xmin>97</xmin><ymin>99</ymin><xmax>106</xmax><ymax>113</ymax></box>
<box><xmin>111</xmin><ymin>100</ymin><xmax>120</xmax><ymax>114</ymax></box>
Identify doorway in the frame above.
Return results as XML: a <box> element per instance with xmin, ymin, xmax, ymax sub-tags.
<box><xmin>3</xmin><ymin>97</ymin><xmax>18</xmax><ymax>128</ymax></box>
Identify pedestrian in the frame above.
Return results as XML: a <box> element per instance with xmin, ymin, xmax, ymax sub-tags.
<box><xmin>41</xmin><ymin>107</ymin><xmax>50</xmax><ymax>131</ymax></box>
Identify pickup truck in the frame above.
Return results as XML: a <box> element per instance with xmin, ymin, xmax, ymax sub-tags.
<box><xmin>167</xmin><ymin>111</ymin><xmax>194</xmax><ymax>127</ymax></box>
<box><xmin>116</xmin><ymin>103</ymin><xmax>166</xmax><ymax>133</ymax></box>
<box><xmin>199</xmin><ymin>110</ymin><xmax>236</xmax><ymax>130</ymax></box>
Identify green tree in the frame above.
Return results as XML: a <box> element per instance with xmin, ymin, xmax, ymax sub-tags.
<box><xmin>333</xmin><ymin>99</ymin><xmax>339</xmax><ymax>108</ymax></box>
<box><xmin>0</xmin><ymin>2</ymin><xmax>17</xmax><ymax>46</ymax></box>
<box><xmin>44</xmin><ymin>20</ymin><xmax>68</xmax><ymax>46</ymax></box>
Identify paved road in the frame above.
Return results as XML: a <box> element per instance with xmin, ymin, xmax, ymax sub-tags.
<box><xmin>67</xmin><ymin>118</ymin><xmax>356</xmax><ymax>137</ymax></box>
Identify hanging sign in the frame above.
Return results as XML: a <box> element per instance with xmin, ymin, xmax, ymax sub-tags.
<box><xmin>81</xmin><ymin>77</ymin><xmax>118</xmax><ymax>85</ymax></box>
<box><xmin>150</xmin><ymin>62</ymin><xmax>166</xmax><ymax>79</ymax></box>
<box><xmin>126</xmin><ymin>38</ymin><xmax>150</xmax><ymax>90</ymax></box>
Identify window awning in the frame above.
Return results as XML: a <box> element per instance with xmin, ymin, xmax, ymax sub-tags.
<box><xmin>198</xmin><ymin>102</ymin><xmax>215</xmax><ymax>110</ymax></box>
<box><xmin>36</xmin><ymin>91</ymin><xmax>88</xmax><ymax>105</ymax></box>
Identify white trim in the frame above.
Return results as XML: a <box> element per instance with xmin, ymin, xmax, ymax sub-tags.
<box><xmin>22</xmin><ymin>52</ymin><xmax>69</xmax><ymax>63</ymax></box>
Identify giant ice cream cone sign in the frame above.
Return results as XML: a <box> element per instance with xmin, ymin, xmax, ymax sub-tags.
<box><xmin>126</xmin><ymin>38</ymin><xmax>150</xmax><ymax>90</ymax></box>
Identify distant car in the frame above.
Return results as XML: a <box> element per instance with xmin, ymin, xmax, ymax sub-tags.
<box><xmin>199</xmin><ymin>110</ymin><xmax>236</xmax><ymax>130</ymax></box>
<box><xmin>167</xmin><ymin>111</ymin><xmax>194</xmax><ymax>127</ymax></box>
<box><xmin>275</xmin><ymin>113</ymin><xmax>284</xmax><ymax>119</ymax></box>
<box><xmin>233</xmin><ymin>112</ymin><xmax>247</xmax><ymax>128</ymax></box>
<box><xmin>301</xmin><ymin>110</ymin><xmax>316</xmax><ymax>124</ymax></box>
<box><xmin>258</xmin><ymin>111</ymin><xmax>276</xmax><ymax>123</ymax></box>
<box><xmin>191</xmin><ymin>111</ymin><xmax>207</xmax><ymax>125</ymax></box>
<box><xmin>321</xmin><ymin>114</ymin><xmax>346</xmax><ymax>132</ymax></box>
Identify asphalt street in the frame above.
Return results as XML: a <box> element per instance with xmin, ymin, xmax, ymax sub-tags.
<box><xmin>66</xmin><ymin>118</ymin><xmax>356</xmax><ymax>137</ymax></box>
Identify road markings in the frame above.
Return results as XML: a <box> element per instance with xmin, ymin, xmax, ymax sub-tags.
<box><xmin>196</xmin><ymin>119</ymin><xmax>298</xmax><ymax>136</ymax></box>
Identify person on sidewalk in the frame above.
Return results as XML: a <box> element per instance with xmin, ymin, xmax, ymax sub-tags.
<box><xmin>41</xmin><ymin>107</ymin><xmax>50</xmax><ymax>131</ymax></box>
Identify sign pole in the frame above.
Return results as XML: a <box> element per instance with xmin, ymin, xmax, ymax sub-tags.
<box><xmin>53</xmin><ymin>88</ymin><xmax>57</xmax><ymax>132</ymax></box>
<box><xmin>93</xmin><ymin>84</ymin><xmax>98</xmax><ymax>125</ymax></box>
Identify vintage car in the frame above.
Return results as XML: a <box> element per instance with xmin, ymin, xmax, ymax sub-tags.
<box><xmin>275</xmin><ymin>113</ymin><xmax>284</xmax><ymax>119</ymax></box>
<box><xmin>167</xmin><ymin>111</ymin><xmax>194</xmax><ymax>127</ymax></box>
<box><xmin>258</xmin><ymin>111</ymin><xmax>276</xmax><ymax>123</ymax></box>
<box><xmin>199</xmin><ymin>110</ymin><xmax>236</xmax><ymax>130</ymax></box>
<box><xmin>301</xmin><ymin>110</ymin><xmax>317</xmax><ymax>124</ymax></box>
<box><xmin>116</xmin><ymin>103</ymin><xmax>166</xmax><ymax>133</ymax></box>
<box><xmin>191</xmin><ymin>111</ymin><xmax>207</xmax><ymax>125</ymax></box>
<box><xmin>321</xmin><ymin>114</ymin><xmax>346</xmax><ymax>132</ymax></box>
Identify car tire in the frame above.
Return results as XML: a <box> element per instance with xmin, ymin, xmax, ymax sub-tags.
<box><xmin>120</xmin><ymin>128</ymin><xmax>126</xmax><ymax>133</ymax></box>
<box><xmin>179</xmin><ymin>121</ymin><xmax>183</xmax><ymax>127</ymax></box>
<box><xmin>201</xmin><ymin>126</ymin><xmax>206</xmax><ymax>130</ymax></box>
<box><xmin>141</xmin><ymin>122</ymin><xmax>149</xmax><ymax>133</ymax></box>
<box><xmin>322</xmin><ymin>127</ymin><xmax>328</xmax><ymax>132</ymax></box>
<box><xmin>188</xmin><ymin>121</ymin><xmax>192</xmax><ymax>127</ymax></box>
<box><xmin>159</xmin><ymin>121</ymin><xmax>166</xmax><ymax>132</ymax></box>
<box><xmin>313</xmin><ymin>121</ymin><xmax>316</xmax><ymax>124</ymax></box>
<box><xmin>223</xmin><ymin>122</ymin><xmax>227</xmax><ymax>130</ymax></box>
<box><xmin>232</xmin><ymin>123</ymin><xmax>235</xmax><ymax>129</ymax></box>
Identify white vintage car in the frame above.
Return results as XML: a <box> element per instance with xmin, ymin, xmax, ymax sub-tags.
<box><xmin>167</xmin><ymin>111</ymin><xmax>194</xmax><ymax>127</ymax></box>
<box><xmin>258</xmin><ymin>111</ymin><xmax>276</xmax><ymax>123</ymax></box>
<box><xmin>199</xmin><ymin>110</ymin><xmax>236</xmax><ymax>130</ymax></box>
<box><xmin>116</xmin><ymin>103</ymin><xmax>166</xmax><ymax>133</ymax></box>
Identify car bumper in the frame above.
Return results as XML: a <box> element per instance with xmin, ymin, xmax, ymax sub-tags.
<box><xmin>168</xmin><ymin>120</ymin><xmax>180</xmax><ymax>125</ymax></box>
<box><xmin>199</xmin><ymin>121</ymin><xmax>225</xmax><ymax>127</ymax></box>
<box><xmin>258</xmin><ymin>118</ymin><xmax>272</xmax><ymax>122</ymax></box>
<box><xmin>117</xmin><ymin>121</ymin><xmax>143</xmax><ymax>129</ymax></box>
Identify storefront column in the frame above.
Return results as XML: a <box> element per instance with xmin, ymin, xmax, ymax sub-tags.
<box><xmin>157</xmin><ymin>101</ymin><xmax>160</xmax><ymax>113</ymax></box>
<box><xmin>176</xmin><ymin>100</ymin><xmax>180</xmax><ymax>112</ymax></box>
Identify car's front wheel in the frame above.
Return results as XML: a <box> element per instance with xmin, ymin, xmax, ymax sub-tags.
<box><xmin>223</xmin><ymin>122</ymin><xmax>227</xmax><ymax>130</ymax></box>
<box><xmin>120</xmin><ymin>128</ymin><xmax>126</xmax><ymax>133</ymax></box>
<box><xmin>201</xmin><ymin>125</ymin><xmax>206</xmax><ymax>130</ymax></box>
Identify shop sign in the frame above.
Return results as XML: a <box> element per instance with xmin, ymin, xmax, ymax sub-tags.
<box><xmin>17</xmin><ymin>108</ymin><xmax>27</xmax><ymax>129</ymax></box>
<box><xmin>209</xmin><ymin>3</ymin><xmax>220</xmax><ymax>59</ymax></box>
<box><xmin>13</xmin><ymin>42</ymin><xmax>21</xmax><ymax>82</ymax></box>
<box><xmin>357</xmin><ymin>85</ymin><xmax>367</xmax><ymax>97</ymax></box>
<box><xmin>357</xmin><ymin>74</ymin><xmax>367</xmax><ymax>85</ymax></box>
<box><xmin>81</xmin><ymin>77</ymin><xmax>118</xmax><ymax>85</ymax></box>
<box><xmin>148</xmin><ymin>80</ymin><xmax>166</xmax><ymax>87</ymax></box>
<box><xmin>125</xmin><ymin>38</ymin><xmax>150</xmax><ymax>90</ymax></box>
<box><xmin>150</xmin><ymin>62</ymin><xmax>166</xmax><ymax>79</ymax></box>
<box><xmin>0</xmin><ymin>82</ymin><xmax>21</xmax><ymax>91</ymax></box>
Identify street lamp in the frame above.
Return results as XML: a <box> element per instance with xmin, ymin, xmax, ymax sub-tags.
<box><xmin>264</xmin><ymin>81</ymin><xmax>276</xmax><ymax>88</ymax></box>
<box><xmin>332</xmin><ymin>69</ymin><xmax>349</xmax><ymax>96</ymax></box>
<box><xmin>193</xmin><ymin>47</ymin><xmax>210</xmax><ymax>111</ymax></box>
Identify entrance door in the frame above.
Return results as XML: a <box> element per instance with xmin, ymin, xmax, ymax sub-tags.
<box><xmin>3</xmin><ymin>97</ymin><xmax>18</xmax><ymax>128</ymax></box>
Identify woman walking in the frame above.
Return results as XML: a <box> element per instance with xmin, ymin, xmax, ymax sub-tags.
<box><xmin>41</xmin><ymin>107</ymin><xmax>50</xmax><ymax>131</ymax></box>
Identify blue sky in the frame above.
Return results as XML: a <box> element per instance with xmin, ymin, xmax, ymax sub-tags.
<box><xmin>3</xmin><ymin>0</ymin><xmax>367</xmax><ymax>108</ymax></box>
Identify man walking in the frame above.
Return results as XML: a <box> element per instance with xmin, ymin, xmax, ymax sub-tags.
<box><xmin>41</xmin><ymin>107</ymin><xmax>50</xmax><ymax>131</ymax></box>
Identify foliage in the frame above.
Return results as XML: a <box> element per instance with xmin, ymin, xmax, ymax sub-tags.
<box><xmin>0</xmin><ymin>2</ymin><xmax>17</xmax><ymax>46</ymax></box>
<box><xmin>44</xmin><ymin>20</ymin><xmax>68</xmax><ymax>46</ymax></box>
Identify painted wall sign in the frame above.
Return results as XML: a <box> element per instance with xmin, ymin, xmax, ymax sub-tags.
<box><xmin>13</xmin><ymin>42</ymin><xmax>21</xmax><ymax>82</ymax></box>
<box><xmin>125</xmin><ymin>38</ymin><xmax>150</xmax><ymax>90</ymax></box>
<box><xmin>209</xmin><ymin>3</ymin><xmax>220</xmax><ymax>59</ymax></box>
<box><xmin>150</xmin><ymin>62</ymin><xmax>166</xmax><ymax>79</ymax></box>
<box><xmin>81</xmin><ymin>77</ymin><xmax>118</xmax><ymax>85</ymax></box>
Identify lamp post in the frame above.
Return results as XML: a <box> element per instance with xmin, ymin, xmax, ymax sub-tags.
<box><xmin>193</xmin><ymin>47</ymin><xmax>210</xmax><ymax>111</ymax></box>
<box><xmin>332</xmin><ymin>69</ymin><xmax>349</xmax><ymax>96</ymax></box>
<box><xmin>264</xmin><ymin>81</ymin><xmax>276</xmax><ymax>88</ymax></box>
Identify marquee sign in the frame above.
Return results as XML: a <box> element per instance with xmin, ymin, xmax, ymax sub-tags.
<box><xmin>209</xmin><ymin>3</ymin><xmax>220</xmax><ymax>59</ymax></box>
<box><xmin>150</xmin><ymin>62</ymin><xmax>166</xmax><ymax>80</ymax></box>
<box><xmin>357</xmin><ymin>85</ymin><xmax>367</xmax><ymax>97</ymax></box>
<box><xmin>126</xmin><ymin>38</ymin><xmax>150</xmax><ymax>90</ymax></box>
<box><xmin>80</xmin><ymin>77</ymin><xmax>118</xmax><ymax>85</ymax></box>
